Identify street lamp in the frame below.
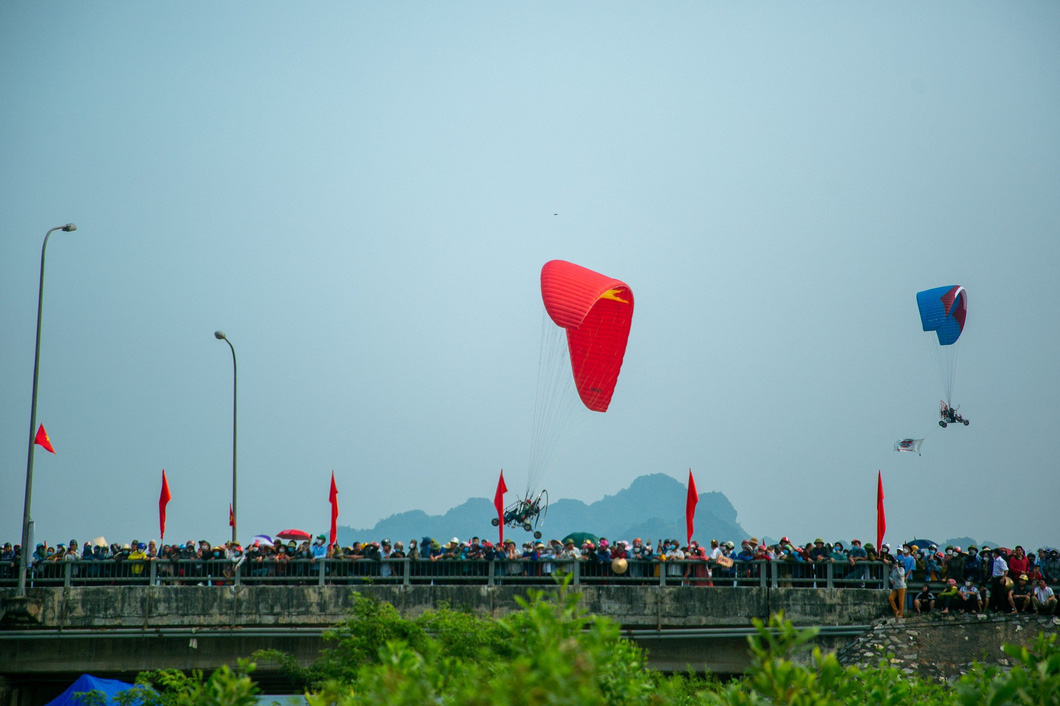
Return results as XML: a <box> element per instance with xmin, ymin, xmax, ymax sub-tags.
<box><xmin>19</xmin><ymin>223</ymin><xmax>78</xmax><ymax>596</ymax></box>
<box><xmin>214</xmin><ymin>330</ymin><xmax>237</xmax><ymax>544</ymax></box>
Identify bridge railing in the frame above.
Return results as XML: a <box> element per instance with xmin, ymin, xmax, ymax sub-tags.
<box><xmin>0</xmin><ymin>558</ymin><xmax>894</xmax><ymax>590</ymax></box>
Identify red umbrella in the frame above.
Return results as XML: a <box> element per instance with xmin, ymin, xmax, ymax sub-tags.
<box><xmin>275</xmin><ymin>529</ymin><xmax>312</xmax><ymax>541</ymax></box>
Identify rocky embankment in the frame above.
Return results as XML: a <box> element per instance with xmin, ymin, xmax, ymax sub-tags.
<box><xmin>835</xmin><ymin>612</ymin><xmax>1060</xmax><ymax>681</ymax></box>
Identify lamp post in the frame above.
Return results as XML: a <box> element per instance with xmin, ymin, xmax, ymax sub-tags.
<box><xmin>214</xmin><ymin>331</ymin><xmax>237</xmax><ymax>544</ymax></box>
<box><xmin>19</xmin><ymin>223</ymin><xmax>78</xmax><ymax>596</ymax></box>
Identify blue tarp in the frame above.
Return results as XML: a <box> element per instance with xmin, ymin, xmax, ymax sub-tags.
<box><xmin>46</xmin><ymin>674</ymin><xmax>139</xmax><ymax>706</ymax></box>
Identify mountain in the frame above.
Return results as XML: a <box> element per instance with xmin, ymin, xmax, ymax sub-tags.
<box><xmin>337</xmin><ymin>473</ymin><xmax>748</xmax><ymax>547</ymax></box>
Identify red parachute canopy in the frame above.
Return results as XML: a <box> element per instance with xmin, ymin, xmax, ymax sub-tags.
<box><xmin>540</xmin><ymin>260</ymin><xmax>634</xmax><ymax>412</ymax></box>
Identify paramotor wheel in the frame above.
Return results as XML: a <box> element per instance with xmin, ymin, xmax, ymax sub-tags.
<box><xmin>939</xmin><ymin>421</ymin><xmax>947</xmax><ymax>428</ymax></box>
<box><xmin>533</xmin><ymin>531</ymin><xmax>542</xmax><ymax>540</ymax></box>
<box><xmin>491</xmin><ymin>518</ymin><xmax>499</xmax><ymax>526</ymax></box>
<box><xmin>522</xmin><ymin>522</ymin><xmax>532</xmax><ymax>532</ymax></box>
<box><xmin>963</xmin><ymin>420</ymin><xmax>969</xmax><ymax>426</ymax></box>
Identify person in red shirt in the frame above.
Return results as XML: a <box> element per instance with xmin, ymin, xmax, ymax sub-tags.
<box><xmin>1008</xmin><ymin>546</ymin><xmax>1031</xmax><ymax>578</ymax></box>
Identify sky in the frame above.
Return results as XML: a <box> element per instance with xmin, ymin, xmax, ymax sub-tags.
<box><xmin>2</xmin><ymin>2</ymin><xmax>1058</xmax><ymax>552</ymax></box>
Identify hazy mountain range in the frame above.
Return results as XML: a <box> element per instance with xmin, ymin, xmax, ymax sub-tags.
<box><xmin>337</xmin><ymin>473</ymin><xmax>747</xmax><ymax>547</ymax></box>
<box><xmin>335</xmin><ymin>473</ymin><xmax>998</xmax><ymax>551</ymax></box>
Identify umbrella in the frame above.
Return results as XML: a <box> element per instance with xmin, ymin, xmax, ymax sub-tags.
<box><xmin>562</xmin><ymin>531</ymin><xmax>600</xmax><ymax>547</ymax></box>
<box><xmin>252</xmin><ymin>534</ymin><xmax>274</xmax><ymax>547</ymax></box>
<box><xmin>275</xmin><ymin>529</ymin><xmax>311</xmax><ymax>541</ymax></box>
<box><xmin>904</xmin><ymin>538</ymin><xmax>938</xmax><ymax>550</ymax></box>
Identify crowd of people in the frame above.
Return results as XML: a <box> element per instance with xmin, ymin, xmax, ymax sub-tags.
<box><xmin>1</xmin><ymin>534</ymin><xmax>1057</xmax><ymax>616</ymax></box>
<box><xmin>882</xmin><ymin>541</ymin><xmax>1058</xmax><ymax>619</ymax></box>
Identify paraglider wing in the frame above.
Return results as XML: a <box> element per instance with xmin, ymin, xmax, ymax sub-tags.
<box><xmin>917</xmin><ymin>285</ymin><xmax>967</xmax><ymax>346</ymax></box>
<box><xmin>541</xmin><ymin>260</ymin><xmax>634</xmax><ymax>412</ymax></box>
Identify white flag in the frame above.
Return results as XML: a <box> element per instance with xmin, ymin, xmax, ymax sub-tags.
<box><xmin>894</xmin><ymin>438</ymin><xmax>924</xmax><ymax>455</ymax></box>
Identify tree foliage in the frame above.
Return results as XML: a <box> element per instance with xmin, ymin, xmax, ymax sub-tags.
<box><xmin>115</xmin><ymin>586</ymin><xmax>1059</xmax><ymax>705</ymax></box>
<box><xmin>699</xmin><ymin>613</ymin><xmax>954</xmax><ymax>705</ymax></box>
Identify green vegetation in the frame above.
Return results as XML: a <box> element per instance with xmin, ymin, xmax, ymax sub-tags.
<box><xmin>85</xmin><ymin>581</ymin><xmax>1059</xmax><ymax>705</ymax></box>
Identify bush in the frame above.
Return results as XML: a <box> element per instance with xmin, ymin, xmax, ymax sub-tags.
<box><xmin>126</xmin><ymin>586</ymin><xmax>1060</xmax><ymax>705</ymax></box>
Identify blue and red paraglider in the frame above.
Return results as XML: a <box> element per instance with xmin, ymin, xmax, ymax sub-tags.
<box><xmin>916</xmin><ymin>285</ymin><xmax>969</xmax><ymax>428</ymax></box>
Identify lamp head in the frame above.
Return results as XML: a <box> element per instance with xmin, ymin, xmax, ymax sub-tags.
<box><xmin>61</xmin><ymin>224</ymin><xmax>77</xmax><ymax>232</ymax></box>
<box><xmin>214</xmin><ymin>331</ymin><xmax>226</xmax><ymax>340</ymax></box>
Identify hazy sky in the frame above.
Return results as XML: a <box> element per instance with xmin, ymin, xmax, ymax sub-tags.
<box><xmin>3</xmin><ymin>3</ymin><xmax>1058</xmax><ymax>551</ymax></box>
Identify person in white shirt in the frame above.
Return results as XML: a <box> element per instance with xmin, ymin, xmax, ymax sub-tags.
<box><xmin>990</xmin><ymin>550</ymin><xmax>1009</xmax><ymax>611</ymax></box>
<box><xmin>1032</xmin><ymin>578</ymin><xmax>1056</xmax><ymax>615</ymax></box>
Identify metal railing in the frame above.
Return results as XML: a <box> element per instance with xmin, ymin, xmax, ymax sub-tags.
<box><xmin>0</xmin><ymin>558</ymin><xmax>897</xmax><ymax>590</ymax></box>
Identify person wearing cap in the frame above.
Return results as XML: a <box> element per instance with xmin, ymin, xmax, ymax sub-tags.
<box><xmin>734</xmin><ymin>541</ymin><xmax>756</xmax><ymax>581</ymax></box>
<box><xmin>1032</xmin><ymin>577</ymin><xmax>1056</xmax><ymax>615</ymax></box>
<box><xmin>879</xmin><ymin>543</ymin><xmax>895</xmax><ymax>573</ymax></box>
<box><xmin>424</xmin><ymin>539</ymin><xmax>440</xmax><ymax>561</ymax></box>
<box><xmin>128</xmin><ymin>541</ymin><xmax>148</xmax><ymax>582</ymax></box>
<box><xmin>593</xmin><ymin>541</ymin><xmax>611</xmax><ymax>566</ymax></box>
<box><xmin>936</xmin><ymin>579</ymin><xmax>959</xmax><ymax>614</ymax></box>
<box><xmin>537</xmin><ymin>541</ymin><xmax>555</xmax><ymax>576</ymax></box>
<box><xmin>503</xmin><ymin>539</ymin><xmax>523</xmax><ymax>579</ymax></box>
<box><xmin>887</xmin><ymin>547</ymin><xmax>907</xmax><ymax>619</ymax></box>
<box><xmin>898</xmin><ymin>546</ymin><xmax>917</xmax><ymax>606</ymax></box>
<box><xmin>0</xmin><ymin>542</ymin><xmax>16</xmax><ymax>581</ymax></box>
<box><xmin>959</xmin><ymin>545</ymin><xmax>981</xmax><ymax>584</ymax></box>
<box><xmin>379</xmin><ymin>539</ymin><xmax>394</xmax><ymax>579</ymax></box>
<box><xmin>552</xmin><ymin>540</ymin><xmax>571</xmax><ymax>570</ymax></box>
<box><xmin>664</xmin><ymin>539</ymin><xmax>685</xmax><ymax>582</ymax></box>
<box><xmin>805</xmin><ymin>538</ymin><xmax>828</xmax><ymax>585</ymax></box>
<box><xmin>1012</xmin><ymin>574</ymin><xmax>1033</xmax><ymax>613</ymax></box>
<box><xmin>925</xmin><ymin>550</ymin><xmax>943</xmax><ymax>582</ymax></box>
<box><xmin>989</xmin><ymin>549</ymin><xmax>1010</xmax><ymax>611</ymax></box>
<box><xmin>913</xmin><ymin>583</ymin><xmax>935</xmax><ymax>615</ymax></box>
<box><xmin>846</xmin><ymin>539</ymin><xmax>869</xmax><ymax>585</ymax></box>
<box><xmin>1042</xmin><ymin>549</ymin><xmax>1060</xmax><ymax>583</ymax></box>
<box><xmin>310</xmin><ymin>534</ymin><xmax>328</xmax><ymax>563</ymax></box>
<box><xmin>953</xmin><ymin>542</ymin><xmax>970</xmax><ymax>580</ymax></box>
<box><xmin>958</xmin><ymin>578</ymin><xmax>983</xmax><ymax>613</ymax></box>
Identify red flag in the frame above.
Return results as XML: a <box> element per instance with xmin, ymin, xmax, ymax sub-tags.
<box><xmin>494</xmin><ymin>470</ymin><xmax>508</xmax><ymax>545</ymax></box>
<box><xmin>229</xmin><ymin>503</ymin><xmax>235</xmax><ymax>528</ymax></box>
<box><xmin>329</xmin><ymin>471</ymin><xmax>339</xmax><ymax>547</ymax></box>
<box><xmin>686</xmin><ymin>469</ymin><xmax>698</xmax><ymax>547</ymax></box>
<box><xmin>876</xmin><ymin>470</ymin><xmax>886</xmax><ymax>551</ymax></box>
<box><xmin>159</xmin><ymin>470</ymin><xmax>172</xmax><ymax>540</ymax></box>
<box><xmin>34</xmin><ymin>424</ymin><xmax>55</xmax><ymax>454</ymax></box>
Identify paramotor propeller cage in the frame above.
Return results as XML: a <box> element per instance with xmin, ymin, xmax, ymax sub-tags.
<box><xmin>490</xmin><ymin>490</ymin><xmax>549</xmax><ymax>540</ymax></box>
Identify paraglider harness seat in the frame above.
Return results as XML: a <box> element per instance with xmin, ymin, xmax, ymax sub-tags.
<box><xmin>491</xmin><ymin>490</ymin><xmax>548</xmax><ymax>539</ymax></box>
<box><xmin>939</xmin><ymin>401</ymin><xmax>969</xmax><ymax>428</ymax></box>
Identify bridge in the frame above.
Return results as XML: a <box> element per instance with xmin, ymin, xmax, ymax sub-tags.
<box><xmin>3</xmin><ymin>559</ymin><xmax>1049</xmax><ymax>705</ymax></box>
<box><xmin>1</xmin><ymin>572</ymin><xmax>884</xmax><ymax>705</ymax></box>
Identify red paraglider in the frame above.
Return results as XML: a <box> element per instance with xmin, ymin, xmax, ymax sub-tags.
<box><xmin>508</xmin><ymin>260</ymin><xmax>634</xmax><ymax>537</ymax></box>
<box><xmin>540</xmin><ymin>260</ymin><xmax>634</xmax><ymax>412</ymax></box>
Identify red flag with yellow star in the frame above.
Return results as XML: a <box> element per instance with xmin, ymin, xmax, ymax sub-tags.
<box><xmin>34</xmin><ymin>424</ymin><xmax>55</xmax><ymax>454</ymax></box>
